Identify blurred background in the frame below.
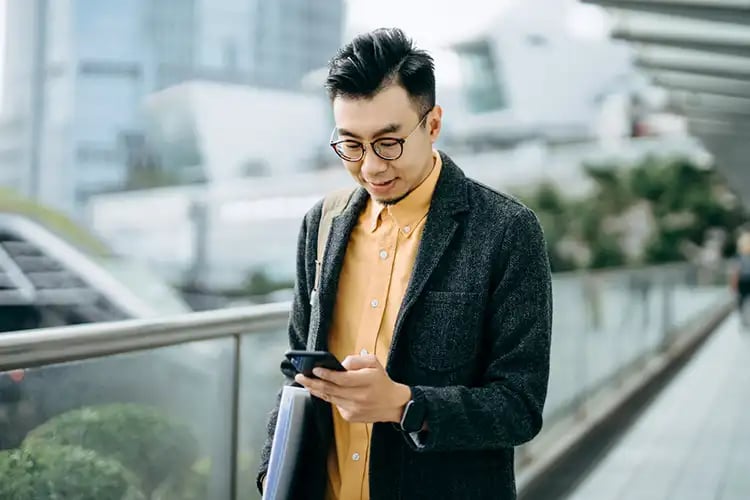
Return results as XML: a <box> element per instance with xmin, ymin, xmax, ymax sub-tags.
<box><xmin>0</xmin><ymin>0</ymin><xmax>748</xmax><ymax>499</ymax></box>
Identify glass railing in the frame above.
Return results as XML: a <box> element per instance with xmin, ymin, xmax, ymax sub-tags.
<box><xmin>0</xmin><ymin>263</ymin><xmax>731</xmax><ymax>499</ymax></box>
<box><xmin>544</xmin><ymin>263</ymin><xmax>729</xmax><ymax>423</ymax></box>
<box><xmin>0</xmin><ymin>304</ymin><xmax>290</xmax><ymax>500</ymax></box>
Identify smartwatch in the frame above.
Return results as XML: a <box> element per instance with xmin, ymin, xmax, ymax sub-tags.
<box><xmin>399</xmin><ymin>389</ymin><xmax>427</xmax><ymax>433</ymax></box>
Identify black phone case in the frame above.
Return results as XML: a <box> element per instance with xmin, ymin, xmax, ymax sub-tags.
<box><xmin>285</xmin><ymin>350</ymin><xmax>345</xmax><ymax>377</ymax></box>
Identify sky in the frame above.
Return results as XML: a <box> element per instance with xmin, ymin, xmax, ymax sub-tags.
<box><xmin>344</xmin><ymin>0</ymin><xmax>513</xmax><ymax>48</ymax></box>
<box><xmin>344</xmin><ymin>0</ymin><xmax>516</xmax><ymax>86</ymax></box>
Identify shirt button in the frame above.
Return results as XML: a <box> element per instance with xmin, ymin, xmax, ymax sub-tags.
<box><xmin>370</xmin><ymin>299</ymin><xmax>379</xmax><ymax>308</ymax></box>
<box><xmin>379</xmin><ymin>249</ymin><xmax>388</xmax><ymax>260</ymax></box>
<box><xmin>352</xmin><ymin>453</ymin><xmax>360</xmax><ymax>461</ymax></box>
<box><xmin>403</xmin><ymin>225</ymin><xmax>411</xmax><ymax>234</ymax></box>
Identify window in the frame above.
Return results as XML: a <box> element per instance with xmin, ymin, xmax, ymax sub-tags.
<box><xmin>79</xmin><ymin>61</ymin><xmax>140</xmax><ymax>78</ymax></box>
<box><xmin>224</xmin><ymin>40</ymin><xmax>238</xmax><ymax>71</ymax></box>
<box><xmin>457</xmin><ymin>41</ymin><xmax>507</xmax><ymax>113</ymax></box>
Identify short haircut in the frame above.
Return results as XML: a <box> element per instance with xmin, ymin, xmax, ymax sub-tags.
<box><xmin>325</xmin><ymin>28</ymin><xmax>435</xmax><ymax>117</ymax></box>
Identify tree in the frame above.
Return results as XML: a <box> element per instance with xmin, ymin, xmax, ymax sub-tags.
<box><xmin>24</xmin><ymin>403</ymin><xmax>200</xmax><ymax>496</ymax></box>
<box><xmin>513</xmin><ymin>154</ymin><xmax>747</xmax><ymax>272</ymax></box>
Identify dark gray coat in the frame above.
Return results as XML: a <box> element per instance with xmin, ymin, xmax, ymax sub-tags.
<box><xmin>258</xmin><ymin>152</ymin><xmax>553</xmax><ymax>500</ymax></box>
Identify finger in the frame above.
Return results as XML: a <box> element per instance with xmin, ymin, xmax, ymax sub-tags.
<box><xmin>342</xmin><ymin>367</ymin><xmax>378</xmax><ymax>390</ymax></box>
<box><xmin>295</xmin><ymin>374</ymin><xmax>330</xmax><ymax>393</ymax></box>
<box><xmin>341</xmin><ymin>354</ymin><xmax>380</xmax><ymax>371</ymax></box>
<box><xmin>312</xmin><ymin>367</ymin><xmax>366</xmax><ymax>387</ymax></box>
<box><xmin>294</xmin><ymin>373</ymin><xmax>312</xmax><ymax>387</ymax></box>
<box><xmin>306</xmin><ymin>385</ymin><xmax>335</xmax><ymax>403</ymax></box>
<box><xmin>296</xmin><ymin>374</ymin><xmax>348</xmax><ymax>398</ymax></box>
<box><xmin>309</xmin><ymin>389</ymin><xmax>330</xmax><ymax>402</ymax></box>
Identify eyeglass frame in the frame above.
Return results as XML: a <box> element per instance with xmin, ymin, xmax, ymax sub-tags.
<box><xmin>328</xmin><ymin>108</ymin><xmax>433</xmax><ymax>162</ymax></box>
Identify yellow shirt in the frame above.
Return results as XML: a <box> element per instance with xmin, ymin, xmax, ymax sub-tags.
<box><xmin>325</xmin><ymin>151</ymin><xmax>443</xmax><ymax>500</ymax></box>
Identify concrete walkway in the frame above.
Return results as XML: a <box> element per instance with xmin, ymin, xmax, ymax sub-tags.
<box><xmin>568</xmin><ymin>313</ymin><xmax>750</xmax><ymax>500</ymax></box>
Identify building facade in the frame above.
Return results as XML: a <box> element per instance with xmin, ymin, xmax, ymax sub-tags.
<box><xmin>0</xmin><ymin>0</ymin><xmax>344</xmax><ymax>216</ymax></box>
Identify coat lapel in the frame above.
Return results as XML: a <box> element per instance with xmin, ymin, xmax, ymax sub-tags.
<box><xmin>311</xmin><ymin>187</ymin><xmax>369</xmax><ymax>351</ymax></box>
<box><xmin>389</xmin><ymin>153</ymin><xmax>470</xmax><ymax>364</ymax></box>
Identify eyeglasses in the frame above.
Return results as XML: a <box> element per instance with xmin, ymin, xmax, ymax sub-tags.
<box><xmin>329</xmin><ymin>110</ymin><xmax>431</xmax><ymax>162</ymax></box>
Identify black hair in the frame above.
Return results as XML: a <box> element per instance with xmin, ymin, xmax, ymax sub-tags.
<box><xmin>325</xmin><ymin>28</ymin><xmax>435</xmax><ymax>116</ymax></box>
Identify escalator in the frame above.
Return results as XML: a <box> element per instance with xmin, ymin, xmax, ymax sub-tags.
<box><xmin>0</xmin><ymin>214</ymin><xmax>157</xmax><ymax>333</ymax></box>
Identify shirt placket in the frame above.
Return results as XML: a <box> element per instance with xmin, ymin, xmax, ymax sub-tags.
<box><xmin>341</xmin><ymin>214</ymin><xmax>398</xmax><ymax>500</ymax></box>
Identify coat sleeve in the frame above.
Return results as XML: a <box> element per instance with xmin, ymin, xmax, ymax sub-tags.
<box><xmin>404</xmin><ymin>206</ymin><xmax>553</xmax><ymax>453</ymax></box>
<box><xmin>256</xmin><ymin>202</ymin><xmax>321</xmax><ymax>492</ymax></box>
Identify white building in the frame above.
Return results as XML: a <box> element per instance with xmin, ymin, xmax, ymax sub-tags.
<box><xmin>444</xmin><ymin>0</ymin><xmax>636</xmax><ymax>147</ymax></box>
<box><xmin>142</xmin><ymin>81</ymin><xmax>331</xmax><ymax>183</ymax></box>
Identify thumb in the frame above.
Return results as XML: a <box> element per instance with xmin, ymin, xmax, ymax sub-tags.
<box><xmin>342</xmin><ymin>353</ymin><xmax>380</xmax><ymax>371</ymax></box>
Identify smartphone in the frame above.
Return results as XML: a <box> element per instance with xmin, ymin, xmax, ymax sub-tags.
<box><xmin>285</xmin><ymin>350</ymin><xmax>346</xmax><ymax>378</ymax></box>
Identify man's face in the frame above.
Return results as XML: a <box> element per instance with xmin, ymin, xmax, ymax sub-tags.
<box><xmin>331</xmin><ymin>85</ymin><xmax>442</xmax><ymax>205</ymax></box>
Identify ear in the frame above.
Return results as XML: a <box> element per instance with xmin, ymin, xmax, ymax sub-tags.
<box><xmin>428</xmin><ymin>105</ymin><xmax>443</xmax><ymax>144</ymax></box>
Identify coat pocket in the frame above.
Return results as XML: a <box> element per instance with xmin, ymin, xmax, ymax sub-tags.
<box><xmin>408</xmin><ymin>291</ymin><xmax>482</xmax><ymax>372</ymax></box>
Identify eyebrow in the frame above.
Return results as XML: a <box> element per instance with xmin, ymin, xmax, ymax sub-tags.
<box><xmin>337</xmin><ymin>123</ymin><xmax>402</xmax><ymax>140</ymax></box>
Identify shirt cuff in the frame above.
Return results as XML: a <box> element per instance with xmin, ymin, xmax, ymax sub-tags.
<box><xmin>408</xmin><ymin>430</ymin><xmax>428</xmax><ymax>448</ymax></box>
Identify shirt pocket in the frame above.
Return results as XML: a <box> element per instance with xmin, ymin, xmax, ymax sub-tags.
<box><xmin>408</xmin><ymin>291</ymin><xmax>482</xmax><ymax>372</ymax></box>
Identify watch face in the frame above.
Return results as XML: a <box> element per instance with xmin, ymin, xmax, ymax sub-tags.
<box><xmin>402</xmin><ymin>400</ymin><xmax>423</xmax><ymax>432</ymax></box>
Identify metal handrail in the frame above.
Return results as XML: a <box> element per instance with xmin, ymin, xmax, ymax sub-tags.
<box><xmin>0</xmin><ymin>301</ymin><xmax>291</xmax><ymax>370</ymax></box>
<box><xmin>0</xmin><ymin>260</ymin><xmax>723</xmax><ymax>371</ymax></box>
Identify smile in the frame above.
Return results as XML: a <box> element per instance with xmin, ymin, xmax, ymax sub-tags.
<box><xmin>367</xmin><ymin>178</ymin><xmax>397</xmax><ymax>194</ymax></box>
<box><xmin>369</xmin><ymin>179</ymin><xmax>395</xmax><ymax>186</ymax></box>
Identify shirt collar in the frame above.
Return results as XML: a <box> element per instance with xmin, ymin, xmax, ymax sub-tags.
<box><xmin>366</xmin><ymin>150</ymin><xmax>442</xmax><ymax>236</ymax></box>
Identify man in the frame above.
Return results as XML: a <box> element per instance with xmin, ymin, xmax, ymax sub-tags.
<box><xmin>258</xmin><ymin>28</ymin><xmax>552</xmax><ymax>500</ymax></box>
<box><xmin>731</xmin><ymin>231</ymin><xmax>750</xmax><ymax>327</ymax></box>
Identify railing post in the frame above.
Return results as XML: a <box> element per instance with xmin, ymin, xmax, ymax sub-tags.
<box><xmin>660</xmin><ymin>275</ymin><xmax>673</xmax><ymax>350</ymax></box>
<box><xmin>230</xmin><ymin>333</ymin><xmax>242</xmax><ymax>500</ymax></box>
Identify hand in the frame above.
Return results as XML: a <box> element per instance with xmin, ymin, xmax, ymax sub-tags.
<box><xmin>294</xmin><ymin>354</ymin><xmax>411</xmax><ymax>424</ymax></box>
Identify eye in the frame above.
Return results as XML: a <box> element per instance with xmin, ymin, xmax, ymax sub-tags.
<box><xmin>374</xmin><ymin>139</ymin><xmax>402</xmax><ymax>158</ymax></box>
<box><xmin>333</xmin><ymin>140</ymin><xmax>364</xmax><ymax>161</ymax></box>
<box><xmin>338</xmin><ymin>141</ymin><xmax>361</xmax><ymax>152</ymax></box>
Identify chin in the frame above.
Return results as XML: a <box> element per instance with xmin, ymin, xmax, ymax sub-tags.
<box><xmin>377</xmin><ymin>192</ymin><xmax>409</xmax><ymax>206</ymax></box>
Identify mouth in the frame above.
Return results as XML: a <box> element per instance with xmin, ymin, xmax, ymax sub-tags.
<box><xmin>366</xmin><ymin>178</ymin><xmax>397</xmax><ymax>194</ymax></box>
<box><xmin>368</xmin><ymin>178</ymin><xmax>396</xmax><ymax>187</ymax></box>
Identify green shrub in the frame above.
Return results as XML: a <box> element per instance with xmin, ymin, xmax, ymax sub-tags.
<box><xmin>152</xmin><ymin>457</ymin><xmax>211</xmax><ymax>500</ymax></box>
<box><xmin>24</xmin><ymin>403</ymin><xmax>200</xmax><ymax>495</ymax></box>
<box><xmin>0</xmin><ymin>445</ymin><xmax>144</xmax><ymax>499</ymax></box>
<box><xmin>154</xmin><ymin>452</ymin><xmax>261</xmax><ymax>500</ymax></box>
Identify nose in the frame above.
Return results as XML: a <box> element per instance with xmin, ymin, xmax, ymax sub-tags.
<box><xmin>360</xmin><ymin>147</ymin><xmax>388</xmax><ymax>178</ymax></box>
